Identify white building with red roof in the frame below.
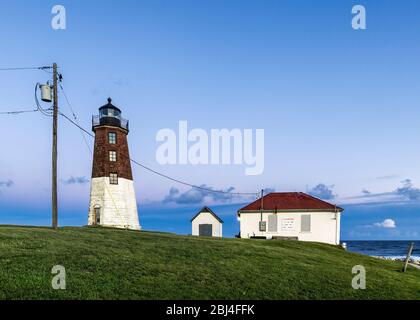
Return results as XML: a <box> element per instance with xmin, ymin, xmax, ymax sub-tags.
<box><xmin>237</xmin><ymin>192</ymin><xmax>343</xmax><ymax>245</ymax></box>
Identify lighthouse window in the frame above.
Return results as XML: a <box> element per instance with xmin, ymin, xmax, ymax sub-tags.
<box><xmin>109</xmin><ymin>132</ymin><xmax>116</xmax><ymax>144</ymax></box>
<box><xmin>109</xmin><ymin>173</ymin><xmax>118</xmax><ymax>185</ymax></box>
<box><xmin>109</xmin><ymin>151</ymin><xmax>117</xmax><ymax>162</ymax></box>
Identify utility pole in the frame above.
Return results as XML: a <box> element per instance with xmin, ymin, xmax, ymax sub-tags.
<box><xmin>402</xmin><ymin>242</ymin><xmax>414</xmax><ymax>272</ymax></box>
<box><xmin>259</xmin><ymin>189</ymin><xmax>264</xmax><ymax>234</ymax></box>
<box><xmin>261</xmin><ymin>189</ymin><xmax>264</xmax><ymax>209</ymax></box>
<box><xmin>52</xmin><ymin>63</ymin><xmax>58</xmax><ymax>229</ymax></box>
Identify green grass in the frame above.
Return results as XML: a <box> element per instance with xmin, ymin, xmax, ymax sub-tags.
<box><xmin>0</xmin><ymin>226</ymin><xmax>418</xmax><ymax>300</ymax></box>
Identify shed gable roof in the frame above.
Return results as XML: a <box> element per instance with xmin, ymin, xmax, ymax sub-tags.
<box><xmin>238</xmin><ymin>192</ymin><xmax>343</xmax><ymax>213</ymax></box>
<box><xmin>191</xmin><ymin>207</ymin><xmax>224</xmax><ymax>223</ymax></box>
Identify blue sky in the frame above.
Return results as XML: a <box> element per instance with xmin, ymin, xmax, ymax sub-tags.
<box><xmin>0</xmin><ymin>0</ymin><xmax>420</xmax><ymax>240</ymax></box>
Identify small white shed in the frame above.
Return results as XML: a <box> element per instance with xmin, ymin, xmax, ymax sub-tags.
<box><xmin>191</xmin><ymin>207</ymin><xmax>223</xmax><ymax>237</ymax></box>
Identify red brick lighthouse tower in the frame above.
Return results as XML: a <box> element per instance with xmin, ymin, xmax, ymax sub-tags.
<box><xmin>88</xmin><ymin>98</ymin><xmax>141</xmax><ymax>230</ymax></box>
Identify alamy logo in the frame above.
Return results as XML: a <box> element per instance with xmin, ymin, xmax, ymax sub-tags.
<box><xmin>51</xmin><ymin>5</ymin><xmax>66</xmax><ymax>30</ymax></box>
<box><xmin>352</xmin><ymin>5</ymin><xmax>366</xmax><ymax>30</ymax></box>
<box><xmin>156</xmin><ymin>121</ymin><xmax>265</xmax><ymax>176</ymax></box>
<box><xmin>351</xmin><ymin>265</ymin><xmax>366</xmax><ymax>289</ymax></box>
<box><xmin>51</xmin><ymin>265</ymin><xmax>66</xmax><ymax>290</ymax></box>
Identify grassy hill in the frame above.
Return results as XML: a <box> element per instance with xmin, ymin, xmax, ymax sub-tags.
<box><xmin>0</xmin><ymin>226</ymin><xmax>418</xmax><ymax>300</ymax></box>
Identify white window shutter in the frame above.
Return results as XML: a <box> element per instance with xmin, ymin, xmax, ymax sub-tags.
<box><xmin>301</xmin><ymin>215</ymin><xmax>311</xmax><ymax>232</ymax></box>
<box><xmin>268</xmin><ymin>215</ymin><xmax>278</xmax><ymax>232</ymax></box>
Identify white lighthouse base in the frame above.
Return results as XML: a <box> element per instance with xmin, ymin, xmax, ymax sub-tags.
<box><xmin>88</xmin><ymin>177</ymin><xmax>141</xmax><ymax>230</ymax></box>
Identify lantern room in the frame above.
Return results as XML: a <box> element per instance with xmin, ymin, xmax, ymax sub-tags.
<box><xmin>92</xmin><ymin>98</ymin><xmax>129</xmax><ymax>131</ymax></box>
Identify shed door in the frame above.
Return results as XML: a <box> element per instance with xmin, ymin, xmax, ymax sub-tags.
<box><xmin>199</xmin><ymin>224</ymin><xmax>213</xmax><ymax>237</ymax></box>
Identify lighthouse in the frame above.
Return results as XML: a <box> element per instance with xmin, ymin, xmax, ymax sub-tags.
<box><xmin>88</xmin><ymin>98</ymin><xmax>141</xmax><ymax>230</ymax></box>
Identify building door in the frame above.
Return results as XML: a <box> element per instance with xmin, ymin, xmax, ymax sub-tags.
<box><xmin>199</xmin><ymin>224</ymin><xmax>213</xmax><ymax>237</ymax></box>
<box><xmin>94</xmin><ymin>207</ymin><xmax>101</xmax><ymax>225</ymax></box>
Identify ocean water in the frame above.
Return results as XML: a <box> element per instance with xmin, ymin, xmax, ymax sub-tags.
<box><xmin>344</xmin><ymin>241</ymin><xmax>420</xmax><ymax>260</ymax></box>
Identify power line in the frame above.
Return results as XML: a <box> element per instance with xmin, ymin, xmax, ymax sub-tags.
<box><xmin>60</xmin><ymin>112</ymin><xmax>256</xmax><ymax>196</ymax></box>
<box><xmin>0</xmin><ymin>66</ymin><xmax>53</xmax><ymax>71</ymax></box>
<box><xmin>59</xmin><ymin>84</ymin><xmax>93</xmax><ymax>153</ymax></box>
<box><xmin>59</xmin><ymin>112</ymin><xmax>93</xmax><ymax>137</ymax></box>
<box><xmin>0</xmin><ymin>109</ymin><xmax>40</xmax><ymax>115</ymax></box>
<box><xmin>1</xmin><ymin>82</ymin><xmax>259</xmax><ymax>196</ymax></box>
<box><xmin>0</xmin><ymin>67</ymin><xmax>54</xmax><ymax>116</ymax></box>
<box><xmin>129</xmin><ymin>156</ymin><xmax>258</xmax><ymax>196</ymax></box>
<box><xmin>57</xmin><ymin>93</ymin><xmax>259</xmax><ymax>196</ymax></box>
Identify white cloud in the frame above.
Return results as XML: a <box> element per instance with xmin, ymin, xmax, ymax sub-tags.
<box><xmin>0</xmin><ymin>180</ymin><xmax>14</xmax><ymax>188</ymax></box>
<box><xmin>308</xmin><ymin>183</ymin><xmax>336</xmax><ymax>200</ymax></box>
<box><xmin>341</xmin><ymin>179</ymin><xmax>420</xmax><ymax>206</ymax></box>
<box><xmin>374</xmin><ymin>219</ymin><xmax>396</xmax><ymax>229</ymax></box>
<box><xmin>61</xmin><ymin>176</ymin><xmax>89</xmax><ymax>185</ymax></box>
<box><xmin>163</xmin><ymin>185</ymin><xmax>237</xmax><ymax>205</ymax></box>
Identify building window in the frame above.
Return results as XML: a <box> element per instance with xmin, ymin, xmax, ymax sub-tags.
<box><xmin>301</xmin><ymin>215</ymin><xmax>311</xmax><ymax>232</ymax></box>
<box><xmin>109</xmin><ymin>151</ymin><xmax>117</xmax><ymax>162</ymax></box>
<box><xmin>109</xmin><ymin>173</ymin><xmax>118</xmax><ymax>185</ymax></box>
<box><xmin>108</xmin><ymin>132</ymin><xmax>116</xmax><ymax>144</ymax></box>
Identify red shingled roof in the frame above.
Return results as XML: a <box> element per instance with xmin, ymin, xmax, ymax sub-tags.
<box><xmin>238</xmin><ymin>192</ymin><xmax>343</xmax><ymax>212</ymax></box>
